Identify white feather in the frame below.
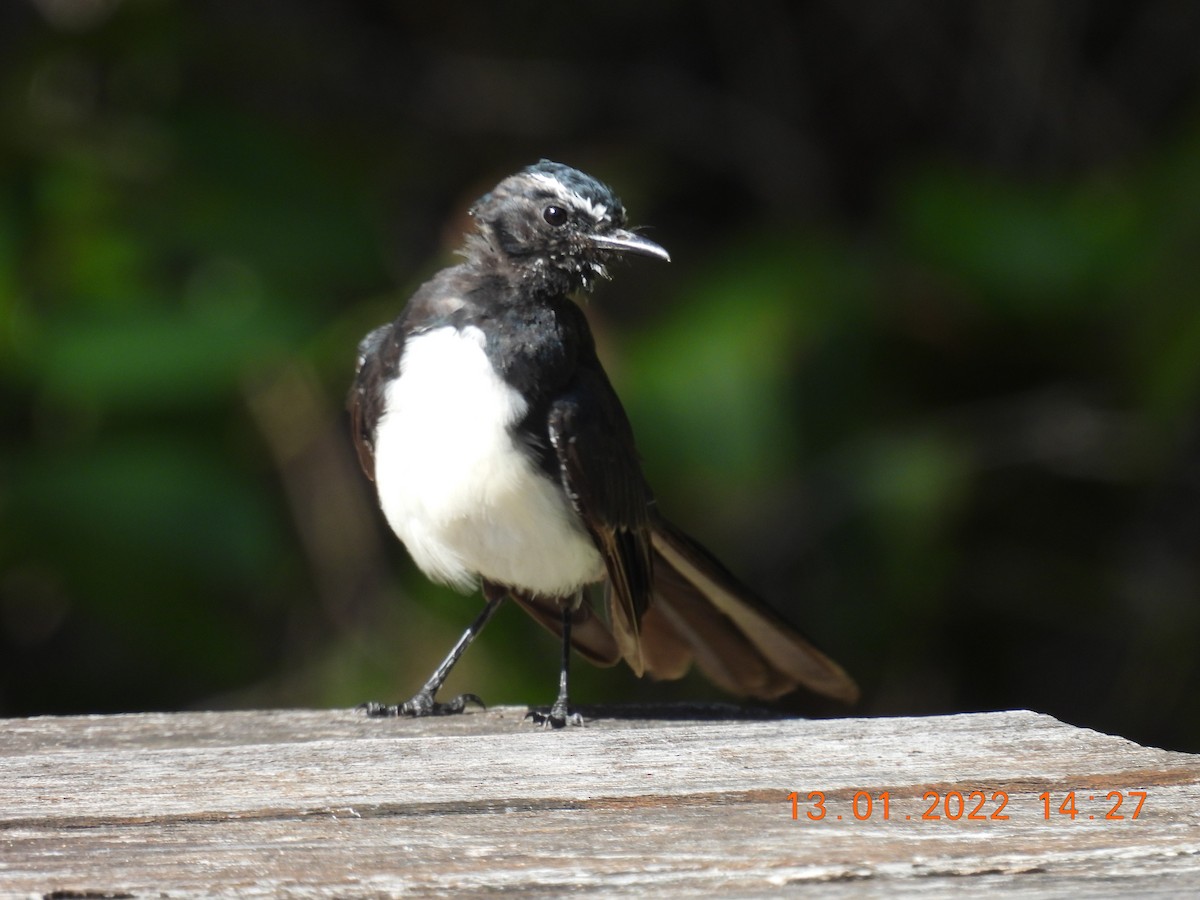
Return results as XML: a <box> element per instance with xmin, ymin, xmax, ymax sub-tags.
<box><xmin>527</xmin><ymin>171</ymin><xmax>612</xmax><ymax>223</ymax></box>
<box><xmin>373</xmin><ymin>325</ymin><xmax>605</xmax><ymax>596</ymax></box>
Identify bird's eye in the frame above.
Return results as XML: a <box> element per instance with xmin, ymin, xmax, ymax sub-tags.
<box><xmin>542</xmin><ymin>205</ymin><xmax>568</xmax><ymax>227</ymax></box>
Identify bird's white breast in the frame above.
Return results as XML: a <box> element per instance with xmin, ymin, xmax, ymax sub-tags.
<box><xmin>372</xmin><ymin>325</ymin><xmax>605</xmax><ymax>596</ymax></box>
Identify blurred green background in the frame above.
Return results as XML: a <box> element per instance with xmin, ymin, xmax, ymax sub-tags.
<box><xmin>2</xmin><ymin>1</ymin><xmax>1198</xmax><ymax>752</ymax></box>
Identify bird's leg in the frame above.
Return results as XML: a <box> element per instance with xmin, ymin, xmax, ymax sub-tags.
<box><xmin>361</xmin><ymin>585</ymin><xmax>507</xmax><ymax>718</ymax></box>
<box><xmin>527</xmin><ymin>596</ymin><xmax>584</xmax><ymax>728</ymax></box>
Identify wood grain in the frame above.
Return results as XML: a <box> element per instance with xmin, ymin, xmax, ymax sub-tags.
<box><xmin>2</xmin><ymin>707</ymin><xmax>1197</xmax><ymax>897</ymax></box>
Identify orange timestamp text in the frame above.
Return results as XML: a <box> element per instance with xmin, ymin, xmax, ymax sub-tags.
<box><xmin>788</xmin><ymin>789</ymin><xmax>1148</xmax><ymax>822</ymax></box>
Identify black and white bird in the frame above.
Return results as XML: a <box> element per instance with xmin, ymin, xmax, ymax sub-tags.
<box><xmin>349</xmin><ymin>160</ymin><xmax>858</xmax><ymax>726</ymax></box>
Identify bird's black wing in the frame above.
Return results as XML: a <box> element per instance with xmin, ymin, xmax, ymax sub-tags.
<box><xmin>546</xmin><ymin>362</ymin><xmax>655</xmax><ymax>674</ymax></box>
<box><xmin>347</xmin><ymin>323</ymin><xmax>399</xmax><ymax>482</ymax></box>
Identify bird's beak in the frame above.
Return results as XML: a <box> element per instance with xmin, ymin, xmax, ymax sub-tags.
<box><xmin>588</xmin><ymin>229</ymin><xmax>671</xmax><ymax>262</ymax></box>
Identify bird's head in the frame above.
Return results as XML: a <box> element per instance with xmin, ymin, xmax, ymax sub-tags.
<box><xmin>467</xmin><ymin>160</ymin><xmax>669</xmax><ymax>295</ymax></box>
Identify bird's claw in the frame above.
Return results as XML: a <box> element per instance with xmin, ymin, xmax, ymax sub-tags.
<box><xmin>359</xmin><ymin>692</ymin><xmax>485</xmax><ymax>718</ymax></box>
<box><xmin>525</xmin><ymin>704</ymin><xmax>584</xmax><ymax>729</ymax></box>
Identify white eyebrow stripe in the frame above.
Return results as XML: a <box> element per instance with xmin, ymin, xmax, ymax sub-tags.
<box><xmin>527</xmin><ymin>171</ymin><xmax>563</xmax><ymax>192</ymax></box>
<box><xmin>526</xmin><ymin>172</ymin><xmax>612</xmax><ymax>222</ymax></box>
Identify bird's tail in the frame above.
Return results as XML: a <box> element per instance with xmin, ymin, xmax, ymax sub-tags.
<box><xmin>514</xmin><ymin>515</ymin><xmax>859</xmax><ymax>704</ymax></box>
<box><xmin>627</xmin><ymin>515</ymin><xmax>860</xmax><ymax>703</ymax></box>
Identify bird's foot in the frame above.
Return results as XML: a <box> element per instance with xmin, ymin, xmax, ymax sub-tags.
<box><xmin>525</xmin><ymin>701</ymin><xmax>584</xmax><ymax>729</ymax></box>
<box><xmin>358</xmin><ymin>691</ymin><xmax>485</xmax><ymax>718</ymax></box>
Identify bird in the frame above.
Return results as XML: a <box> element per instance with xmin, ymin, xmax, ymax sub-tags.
<box><xmin>348</xmin><ymin>160</ymin><xmax>858</xmax><ymax>727</ymax></box>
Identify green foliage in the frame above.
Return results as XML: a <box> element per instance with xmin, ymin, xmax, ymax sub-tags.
<box><xmin>898</xmin><ymin>169</ymin><xmax>1145</xmax><ymax>313</ymax></box>
<box><xmin>1</xmin><ymin>2</ymin><xmax>1198</xmax><ymax>754</ymax></box>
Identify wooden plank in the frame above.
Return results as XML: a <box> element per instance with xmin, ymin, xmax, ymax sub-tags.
<box><xmin>1</xmin><ymin>707</ymin><xmax>1198</xmax><ymax>897</ymax></box>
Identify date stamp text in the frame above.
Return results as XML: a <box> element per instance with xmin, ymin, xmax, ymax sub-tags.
<box><xmin>787</xmin><ymin>789</ymin><xmax>1148</xmax><ymax>823</ymax></box>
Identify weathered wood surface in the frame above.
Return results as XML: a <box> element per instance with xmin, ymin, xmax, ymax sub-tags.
<box><xmin>1</xmin><ymin>706</ymin><xmax>1198</xmax><ymax>897</ymax></box>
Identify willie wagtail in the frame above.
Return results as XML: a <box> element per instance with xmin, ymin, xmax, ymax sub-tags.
<box><xmin>349</xmin><ymin>160</ymin><xmax>858</xmax><ymax>727</ymax></box>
